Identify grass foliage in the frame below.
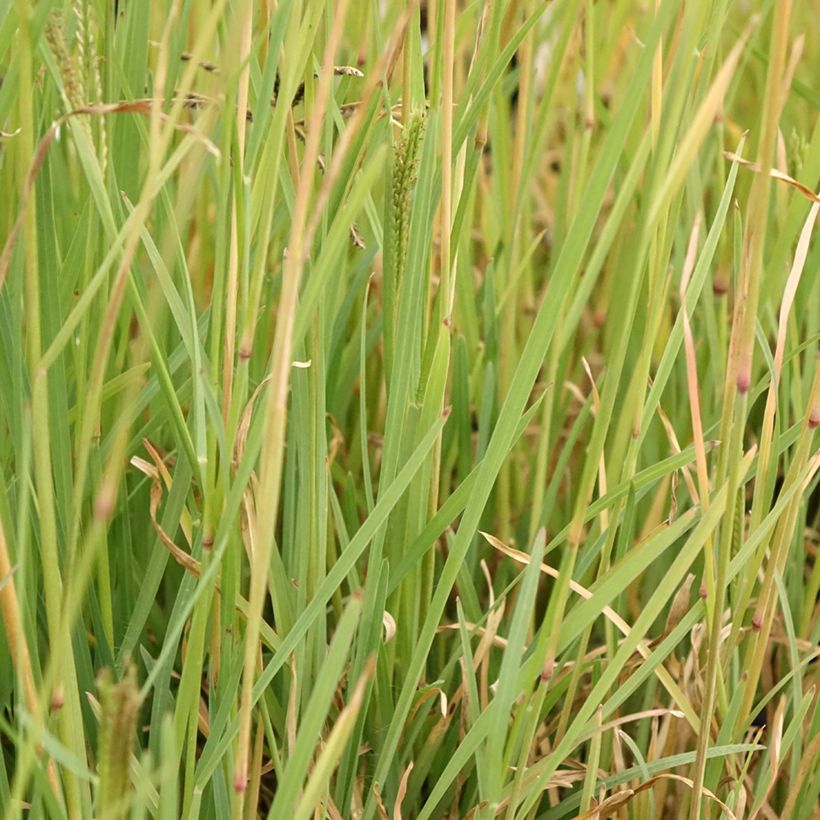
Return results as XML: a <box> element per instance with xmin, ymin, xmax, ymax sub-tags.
<box><xmin>0</xmin><ymin>0</ymin><xmax>819</xmax><ymax>817</ymax></box>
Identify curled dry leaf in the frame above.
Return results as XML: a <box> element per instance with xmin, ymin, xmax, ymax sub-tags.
<box><xmin>437</xmin><ymin>621</ymin><xmax>509</xmax><ymax>650</ymax></box>
<box><xmin>664</xmin><ymin>573</ymin><xmax>696</xmax><ymax>637</ymax></box>
<box><xmin>131</xmin><ymin>441</ymin><xmax>201</xmax><ymax>577</ymax></box>
<box><xmin>393</xmin><ymin>762</ymin><xmax>414</xmax><ymax>820</ymax></box>
<box><xmin>770</xmin><ymin>695</ymin><xmax>785</xmax><ymax>785</ymax></box>
<box><xmin>407</xmin><ymin>686</ymin><xmax>448</xmax><ymax>726</ymax></box>
<box><xmin>578</xmin><ymin>707</ymin><xmax>685</xmax><ymax>745</ymax></box>
<box><xmin>147</xmin><ymin>476</ymin><xmax>202</xmax><ymax>578</ymax></box>
<box><xmin>372</xmin><ymin>782</ymin><xmax>390</xmax><ymax>820</ymax></box>
<box><xmin>574</xmin><ymin>773</ymin><xmax>738</xmax><ymax>820</ymax></box>
<box><xmin>723</xmin><ymin>151</ymin><xmax>820</xmax><ymax>203</ymax></box>
<box><xmin>382</xmin><ymin>611</ymin><xmax>397</xmax><ymax>643</ymax></box>
<box><xmin>233</xmin><ymin>374</ymin><xmax>273</xmax><ymax>467</ymax></box>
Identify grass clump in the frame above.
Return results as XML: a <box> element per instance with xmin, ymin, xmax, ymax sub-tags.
<box><xmin>0</xmin><ymin>1</ymin><xmax>818</xmax><ymax>818</ymax></box>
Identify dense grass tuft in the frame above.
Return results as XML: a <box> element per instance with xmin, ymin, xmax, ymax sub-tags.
<box><xmin>0</xmin><ymin>1</ymin><xmax>818</xmax><ymax>817</ymax></box>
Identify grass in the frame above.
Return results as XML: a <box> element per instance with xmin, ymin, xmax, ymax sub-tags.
<box><xmin>0</xmin><ymin>0</ymin><xmax>818</xmax><ymax>817</ymax></box>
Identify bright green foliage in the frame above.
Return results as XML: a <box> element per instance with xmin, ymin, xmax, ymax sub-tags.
<box><xmin>0</xmin><ymin>1</ymin><xmax>818</xmax><ymax>818</ymax></box>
